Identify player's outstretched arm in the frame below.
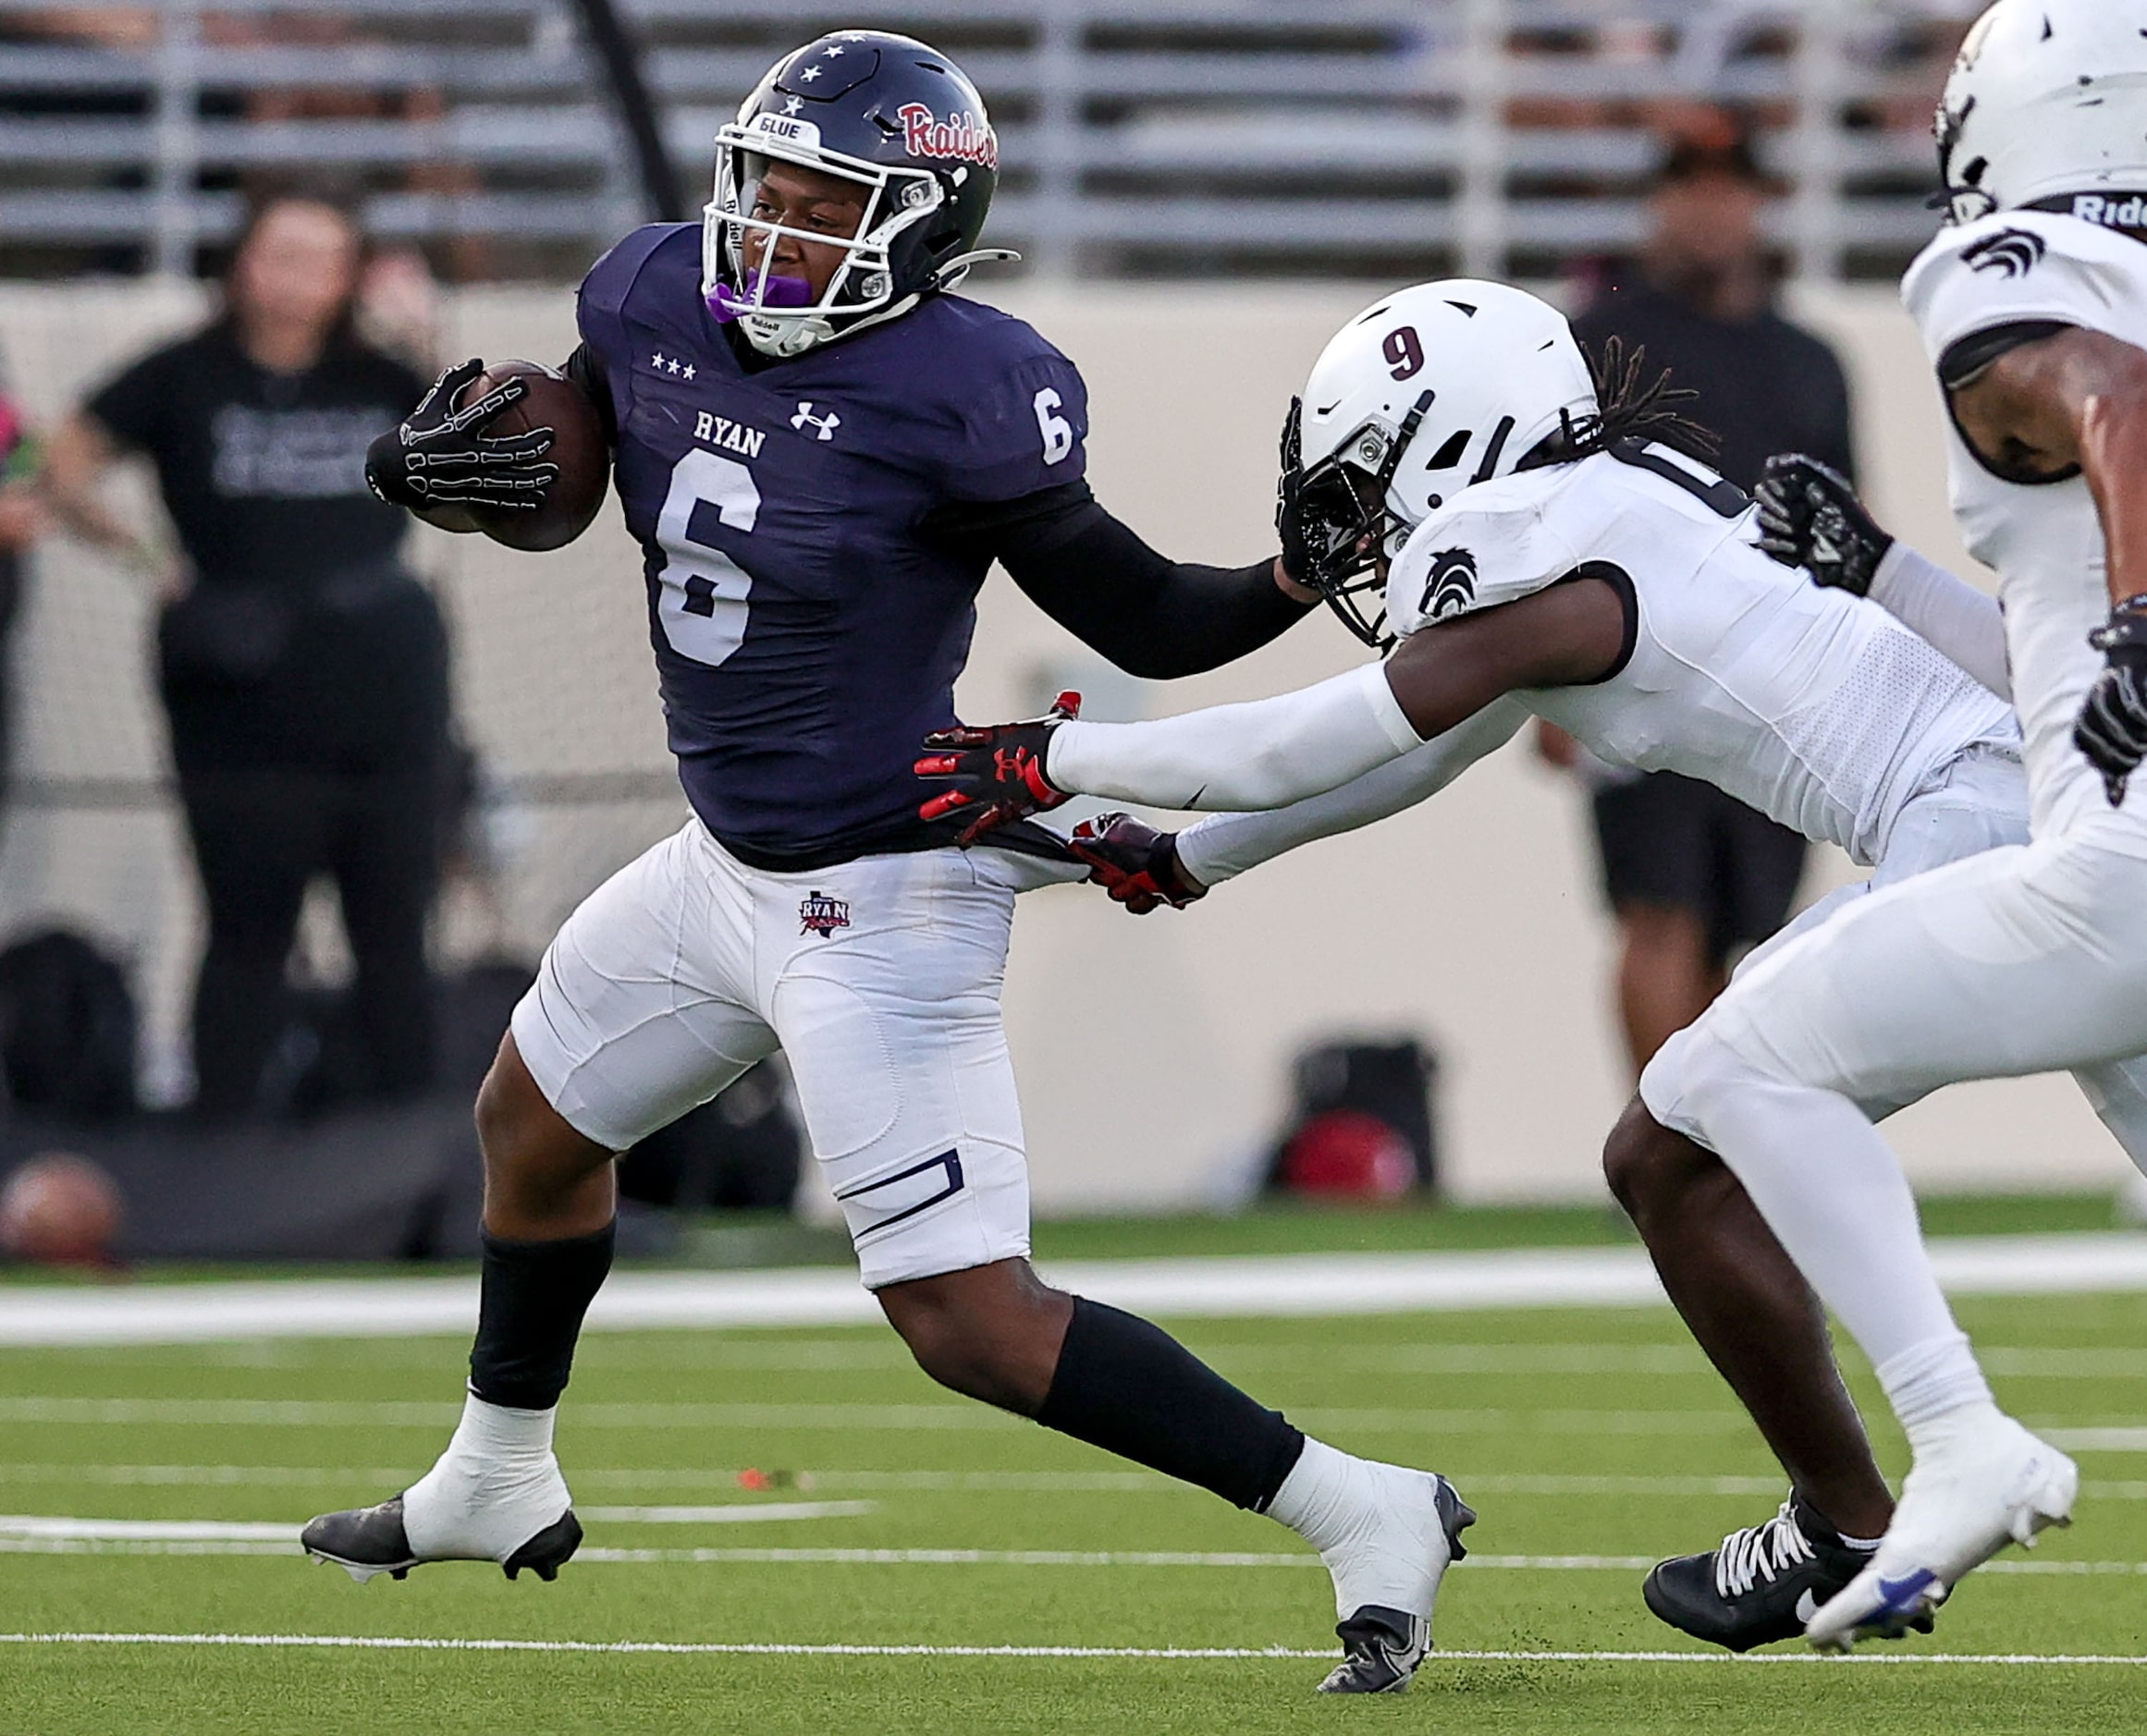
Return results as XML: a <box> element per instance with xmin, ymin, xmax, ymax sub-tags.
<box><xmin>918</xmin><ymin>576</ymin><xmax>1624</xmax><ymax>829</ymax></box>
<box><xmin>1172</xmin><ymin>699</ymin><xmax>1531</xmax><ymax>891</ymax></box>
<box><xmin>924</xmin><ymin>481</ymin><xmax>1318</xmax><ymax>681</ymax></box>
<box><xmin>1066</xmin><ymin>701</ymin><xmax>1530</xmax><ymax>914</ymax></box>
<box><xmin>1950</xmin><ymin>327</ymin><xmax>2147</xmax><ymax>800</ymax></box>
<box><xmin>1757</xmin><ymin>454</ymin><xmax>2010</xmax><ymax>698</ymax></box>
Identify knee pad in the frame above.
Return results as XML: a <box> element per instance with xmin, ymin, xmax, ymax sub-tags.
<box><xmin>1638</xmin><ymin>1023</ymin><xmax>1771</xmax><ymax>1155</ymax></box>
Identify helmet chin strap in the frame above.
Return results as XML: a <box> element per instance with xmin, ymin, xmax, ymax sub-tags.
<box><xmin>737</xmin><ymin>292</ymin><xmax>926</xmax><ymax>359</ymax></box>
<box><xmin>929</xmin><ymin>247</ymin><xmax>1021</xmax><ymax>292</ymax></box>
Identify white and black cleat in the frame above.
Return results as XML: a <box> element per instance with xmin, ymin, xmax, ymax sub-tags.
<box><xmin>1642</xmin><ymin>1494</ymin><xmax>1930</xmax><ymax>1653</ymax></box>
<box><xmin>1316</xmin><ymin>1476</ymin><xmax>1475</xmax><ymax>1694</ymax></box>
<box><xmin>301</xmin><ymin>1494</ymin><xmax>583</xmax><ymax>1584</ymax></box>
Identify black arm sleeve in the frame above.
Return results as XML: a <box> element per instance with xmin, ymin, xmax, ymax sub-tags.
<box><xmin>920</xmin><ymin>481</ymin><xmax>1315</xmax><ymax>680</ymax></box>
<box><xmin>561</xmin><ymin>341</ymin><xmax>620</xmax><ymax>449</ymax></box>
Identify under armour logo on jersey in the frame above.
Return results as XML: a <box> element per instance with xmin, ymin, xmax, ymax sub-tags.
<box><xmin>799</xmin><ymin>891</ymin><xmax>851</xmax><ymax>938</ymax></box>
<box><xmin>791</xmin><ymin>402</ymin><xmax>841</xmax><ymax>442</ymax></box>
<box><xmin>1963</xmin><ymin>228</ymin><xmax>2046</xmax><ymax>278</ymax></box>
<box><xmin>1420</xmin><ymin>547</ymin><xmax>1479</xmax><ymax>621</ymax></box>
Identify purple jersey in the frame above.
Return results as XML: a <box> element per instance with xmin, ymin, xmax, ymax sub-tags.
<box><xmin>577</xmin><ymin>224</ymin><xmax>1088</xmax><ymax>865</ymax></box>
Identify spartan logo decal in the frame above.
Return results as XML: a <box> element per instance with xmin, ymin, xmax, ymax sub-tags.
<box><xmin>799</xmin><ymin>890</ymin><xmax>851</xmax><ymax>938</ymax></box>
<box><xmin>1419</xmin><ymin>547</ymin><xmax>1479</xmax><ymax>622</ymax></box>
<box><xmin>1963</xmin><ymin>228</ymin><xmax>2047</xmax><ymax>279</ymax></box>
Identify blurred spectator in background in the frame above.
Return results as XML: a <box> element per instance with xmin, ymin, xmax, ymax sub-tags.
<box><xmin>0</xmin><ymin>366</ymin><xmax>46</xmax><ymax>839</ymax></box>
<box><xmin>1547</xmin><ymin>106</ymin><xmax>1857</xmax><ymax>1077</ymax></box>
<box><xmin>44</xmin><ymin>185</ymin><xmax>448</xmax><ymax>1120</ymax></box>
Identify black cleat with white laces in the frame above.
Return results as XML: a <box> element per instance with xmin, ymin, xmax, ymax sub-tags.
<box><xmin>301</xmin><ymin>1495</ymin><xmax>583</xmax><ymax>1584</ymax></box>
<box><xmin>1316</xmin><ymin>1476</ymin><xmax>1477</xmax><ymax>1694</ymax></box>
<box><xmin>1643</xmin><ymin>1493</ymin><xmax>1932</xmax><ymax>1653</ymax></box>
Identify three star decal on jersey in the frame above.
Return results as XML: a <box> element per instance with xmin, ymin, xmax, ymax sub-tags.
<box><xmin>649</xmin><ymin>352</ymin><xmax>695</xmax><ymax>381</ymax></box>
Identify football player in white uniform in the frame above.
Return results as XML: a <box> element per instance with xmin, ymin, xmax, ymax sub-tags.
<box><xmin>919</xmin><ymin>242</ymin><xmax>2147</xmax><ymax>1646</ymax></box>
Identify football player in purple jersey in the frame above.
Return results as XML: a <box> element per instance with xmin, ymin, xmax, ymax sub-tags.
<box><xmin>308</xmin><ymin>31</ymin><xmax>1472</xmax><ymax>1693</ymax></box>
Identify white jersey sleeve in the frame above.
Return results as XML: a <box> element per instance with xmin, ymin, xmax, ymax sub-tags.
<box><xmin>1383</xmin><ymin>471</ymin><xmax>1589</xmax><ymax>640</ymax></box>
<box><xmin>1904</xmin><ymin>211</ymin><xmax>2147</xmax><ymax>370</ymax></box>
<box><xmin>1174</xmin><ymin>698</ymin><xmax>1528</xmax><ymax>886</ymax></box>
<box><xmin>1902</xmin><ymin>211</ymin><xmax>2147</xmax><ymax>841</ymax></box>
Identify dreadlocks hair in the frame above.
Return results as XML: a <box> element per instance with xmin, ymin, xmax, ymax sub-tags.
<box><xmin>1521</xmin><ymin>336</ymin><xmax>1722</xmax><ymax>471</ymax></box>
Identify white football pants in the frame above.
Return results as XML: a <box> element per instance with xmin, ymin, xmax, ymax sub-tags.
<box><xmin>512</xmin><ymin>819</ymin><xmax>1080</xmax><ymax>1289</ymax></box>
<box><xmin>1643</xmin><ymin>752</ymin><xmax>2147</xmax><ymax>1377</ymax></box>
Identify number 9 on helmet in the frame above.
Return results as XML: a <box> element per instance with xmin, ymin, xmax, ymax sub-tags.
<box><xmin>1283</xmin><ymin>280</ymin><xmax>1598</xmax><ymax>648</ymax></box>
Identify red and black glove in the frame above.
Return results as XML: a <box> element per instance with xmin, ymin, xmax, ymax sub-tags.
<box><xmin>1068</xmin><ymin>813</ymin><xmax>1208</xmax><ymax>914</ymax></box>
<box><xmin>915</xmin><ymin>691</ymin><xmax>1080</xmax><ymax>845</ymax></box>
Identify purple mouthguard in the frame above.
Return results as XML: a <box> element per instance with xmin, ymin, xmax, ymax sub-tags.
<box><xmin>707</xmin><ymin>273</ymin><xmax>815</xmax><ymax>324</ymax></box>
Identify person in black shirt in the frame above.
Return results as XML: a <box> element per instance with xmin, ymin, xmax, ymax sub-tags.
<box><xmin>46</xmin><ymin>188</ymin><xmax>448</xmax><ymax>1118</ymax></box>
<box><xmin>0</xmin><ymin>372</ymin><xmax>45</xmax><ymax>838</ymax></box>
<box><xmin>1551</xmin><ymin>108</ymin><xmax>1857</xmax><ymax>1076</ymax></box>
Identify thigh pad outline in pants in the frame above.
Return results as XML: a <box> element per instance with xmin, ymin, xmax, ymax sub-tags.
<box><xmin>509</xmin><ymin>821</ymin><xmax>779</xmax><ymax>1153</ymax></box>
<box><xmin>761</xmin><ymin>847</ymin><xmax>1032</xmax><ymax>1290</ymax></box>
<box><xmin>1646</xmin><ymin>836</ymin><xmax>2147</xmax><ymax>1135</ymax></box>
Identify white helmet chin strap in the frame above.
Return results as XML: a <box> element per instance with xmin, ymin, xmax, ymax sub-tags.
<box><xmin>736</xmin><ymin>292</ymin><xmax>926</xmax><ymax>359</ymax></box>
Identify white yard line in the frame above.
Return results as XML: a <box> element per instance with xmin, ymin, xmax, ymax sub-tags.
<box><xmin>6</xmin><ymin>1526</ymin><xmax>2147</xmax><ymax>1576</ymax></box>
<box><xmin>1</xmin><ymin>1631</ymin><xmax>2144</xmax><ymax>1664</ymax></box>
<box><xmin>0</xmin><ymin>1396</ymin><xmax>1763</xmax><ymax>1435</ymax></box>
<box><xmin>0</xmin><ymin>1504</ymin><xmax>873</xmax><ymax>1542</ymax></box>
<box><xmin>35</xmin><ymin>1338</ymin><xmax>2147</xmax><ymax>1383</ymax></box>
<box><xmin>5</xmin><ymin>1233</ymin><xmax>2147</xmax><ymax>1346</ymax></box>
<box><xmin>13</xmin><ymin>1464</ymin><xmax>2147</xmax><ymax>1501</ymax></box>
<box><xmin>2045</xmin><ymin>1428</ymin><xmax>2147</xmax><ymax>1450</ymax></box>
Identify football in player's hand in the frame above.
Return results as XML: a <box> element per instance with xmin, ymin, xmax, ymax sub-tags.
<box><xmin>454</xmin><ymin>360</ymin><xmax>608</xmax><ymax>552</ymax></box>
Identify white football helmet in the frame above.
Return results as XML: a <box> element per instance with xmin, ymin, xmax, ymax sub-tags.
<box><xmin>1285</xmin><ymin>280</ymin><xmax>1597</xmax><ymax>644</ymax></box>
<box><xmin>1937</xmin><ymin>0</ymin><xmax>2147</xmax><ymax>225</ymax></box>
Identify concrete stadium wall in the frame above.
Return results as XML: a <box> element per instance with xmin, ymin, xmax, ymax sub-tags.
<box><xmin>0</xmin><ymin>276</ymin><xmax>2129</xmax><ymax>1211</ymax></box>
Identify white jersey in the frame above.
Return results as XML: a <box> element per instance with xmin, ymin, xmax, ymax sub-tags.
<box><xmin>1904</xmin><ymin>209</ymin><xmax>2147</xmax><ymax>848</ymax></box>
<box><xmin>1383</xmin><ymin>446</ymin><xmax>2017</xmax><ymax>865</ymax></box>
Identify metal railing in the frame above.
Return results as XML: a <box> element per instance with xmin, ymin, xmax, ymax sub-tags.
<box><xmin>0</xmin><ymin>0</ymin><xmax>1973</xmax><ymax>279</ymax></box>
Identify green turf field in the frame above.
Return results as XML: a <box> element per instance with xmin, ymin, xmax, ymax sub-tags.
<box><xmin>1</xmin><ymin>1275</ymin><xmax>2143</xmax><ymax>1734</ymax></box>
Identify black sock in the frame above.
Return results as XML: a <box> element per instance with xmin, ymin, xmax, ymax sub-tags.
<box><xmin>1035</xmin><ymin>1297</ymin><xmax>1305</xmax><ymax>1510</ymax></box>
<box><xmin>468</xmin><ymin>1223</ymin><xmax>615</xmax><ymax>1410</ymax></box>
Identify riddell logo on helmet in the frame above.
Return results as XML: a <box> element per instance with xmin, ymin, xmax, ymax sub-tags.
<box><xmin>2069</xmin><ymin>194</ymin><xmax>2147</xmax><ymax>229</ymax></box>
<box><xmin>897</xmin><ymin>104</ymin><xmax>998</xmax><ymax>170</ymax></box>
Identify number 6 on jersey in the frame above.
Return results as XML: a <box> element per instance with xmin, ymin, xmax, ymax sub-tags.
<box><xmin>656</xmin><ymin>448</ymin><xmax>759</xmax><ymax>667</ymax></box>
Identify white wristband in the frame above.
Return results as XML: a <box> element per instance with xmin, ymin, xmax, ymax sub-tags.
<box><xmin>1047</xmin><ymin>662</ymin><xmax>1425</xmax><ymax>813</ymax></box>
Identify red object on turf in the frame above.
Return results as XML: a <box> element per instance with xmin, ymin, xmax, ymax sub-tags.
<box><xmin>1279</xmin><ymin>1110</ymin><xmax>1417</xmax><ymax>1201</ymax></box>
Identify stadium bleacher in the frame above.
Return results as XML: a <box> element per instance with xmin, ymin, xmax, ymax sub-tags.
<box><xmin>0</xmin><ymin>1</ymin><xmax>1975</xmax><ymax>282</ymax></box>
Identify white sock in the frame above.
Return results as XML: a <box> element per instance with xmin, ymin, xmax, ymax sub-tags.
<box><xmin>1659</xmin><ymin>1033</ymin><xmax>1965</xmax><ymax>1373</ymax></box>
<box><xmin>1879</xmin><ymin>1333</ymin><xmax>1998</xmax><ymax>1449</ymax></box>
<box><xmin>1267</xmin><ymin>1437</ymin><xmax>1362</xmax><ymax>1553</ymax></box>
<box><xmin>443</xmin><ymin>1388</ymin><xmax>558</xmax><ymax>1461</ymax></box>
<box><xmin>1267</xmin><ymin>1436</ymin><xmax>1445</xmax><ymax>1620</ymax></box>
<box><xmin>401</xmin><ymin>1391</ymin><xmax>569</xmax><ymax>1561</ymax></box>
